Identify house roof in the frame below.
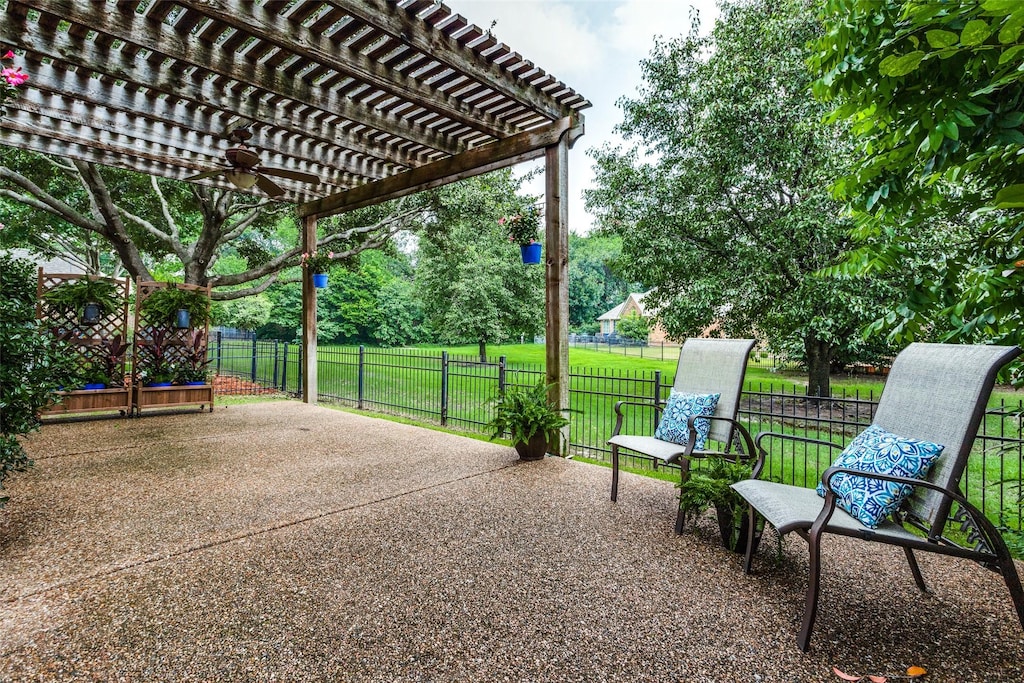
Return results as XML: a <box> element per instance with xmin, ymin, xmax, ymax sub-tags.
<box><xmin>0</xmin><ymin>0</ymin><xmax>589</xmax><ymax>215</ymax></box>
<box><xmin>597</xmin><ymin>290</ymin><xmax>655</xmax><ymax>321</ymax></box>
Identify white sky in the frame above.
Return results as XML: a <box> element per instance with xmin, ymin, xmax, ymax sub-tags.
<box><xmin>452</xmin><ymin>0</ymin><xmax>720</xmax><ymax>234</ymax></box>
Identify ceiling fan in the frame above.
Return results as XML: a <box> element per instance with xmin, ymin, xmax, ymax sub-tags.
<box><xmin>184</xmin><ymin>126</ymin><xmax>320</xmax><ymax>198</ymax></box>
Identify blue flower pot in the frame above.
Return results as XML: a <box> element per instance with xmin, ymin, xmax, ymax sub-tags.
<box><xmin>81</xmin><ymin>302</ymin><xmax>101</xmax><ymax>325</ymax></box>
<box><xmin>83</xmin><ymin>383</ymin><xmax>106</xmax><ymax>390</ymax></box>
<box><xmin>146</xmin><ymin>382</ymin><xmax>172</xmax><ymax>388</ymax></box>
<box><xmin>185</xmin><ymin>381</ymin><xmax>207</xmax><ymax>386</ymax></box>
<box><xmin>520</xmin><ymin>243</ymin><xmax>542</xmax><ymax>264</ymax></box>
<box><xmin>312</xmin><ymin>273</ymin><xmax>329</xmax><ymax>288</ymax></box>
<box><xmin>175</xmin><ymin>309</ymin><xmax>190</xmax><ymax>328</ymax></box>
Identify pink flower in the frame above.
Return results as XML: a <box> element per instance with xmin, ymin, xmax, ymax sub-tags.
<box><xmin>2</xmin><ymin>66</ymin><xmax>28</xmax><ymax>86</ymax></box>
<box><xmin>497</xmin><ymin>217</ymin><xmax>506</xmax><ymax>226</ymax></box>
<box><xmin>2</xmin><ymin>51</ymin><xmax>14</xmax><ymax>59</ymax></box>
<box><xmin>328</xmin><ymin>252</ymin><xmax>334</xmax><ymax>258</ymax></box>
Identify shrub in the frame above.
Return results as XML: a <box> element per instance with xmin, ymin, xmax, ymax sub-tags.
<box><xmin>0</xmin><ymin>255</ymin><xmax>76</xmax><ymax>505</ymax></box>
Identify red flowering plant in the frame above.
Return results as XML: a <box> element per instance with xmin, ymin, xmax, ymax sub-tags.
<box><xmin>301</xmin><ymin>250</ymin><xmax>334</xmax><ymax>274</ymax></box>
<box><xmin>0</xmin><ymin>50</ymin><xmax>28</xmax><ymax>118</ymax></box>
<box><xmin>500</xmin><ymin>204</ymin><xmax>541</xmax><ymax>246</ymax></box>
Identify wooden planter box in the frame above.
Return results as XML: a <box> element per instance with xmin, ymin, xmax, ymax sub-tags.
<box><xmin>133</xmin><ymin>384</ymin><xmax>214</xmax><ymax>415</ymax></box>
<box><xmin>41</xmin><ymin>387</ymin><xmax>132</xmax><ymax>416</ymax></box>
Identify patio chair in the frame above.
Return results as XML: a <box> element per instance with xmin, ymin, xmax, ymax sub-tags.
<box><xmin>732</xmin><ymin>342</ymin><xmax>1024</xmax><ymax>651</ymax></box>
<box><xmin>608</xmin><ymin>337</ymin><xmax>756</xmax><ymax>534</ymax></box>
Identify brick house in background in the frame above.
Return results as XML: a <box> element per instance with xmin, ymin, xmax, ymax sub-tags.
<box><xmin>596</xmin><ymin>290</ymin><xmax>668</xmax><ymax>343</ymax></box>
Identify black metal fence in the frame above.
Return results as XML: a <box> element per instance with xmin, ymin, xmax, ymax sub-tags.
<box><xmin>208</xmin><ymin>335</ymin><xmax>1024</xmax><ymax>530</ymax></box>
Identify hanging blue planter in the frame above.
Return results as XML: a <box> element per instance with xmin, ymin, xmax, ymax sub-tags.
<box><xmin>520</xmin><ymin>243</ymin><xmax>542</xmax><ymax>264</ymax></box>
<box><xmin>175</xmin><ymin>309</ymin><xmax>191</xmax><ymax>328</ymax></box>
<box><xmin>312</xmin><ymin>273</ymin><xmax>329</xmax><ymax>289</ymax></box>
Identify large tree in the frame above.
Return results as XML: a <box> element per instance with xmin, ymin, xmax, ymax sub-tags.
<box><xmin>567</xmin><ymin>233</ymin><xmax>636</xmax><ymax>332</ymax></box>
<box><xmin>416</xmin><ymin>171</ymin><xmax>545</xmax><ymax>362</ymax></box>
<box><xmin>0</xmin><ymin>149</ymin><xmax>422</xmax><ymax>300</ymax></box>
<box><xmin>813</xmin><ymin>0</ymin><xmax>1024</xmax><ymax>357</ymax></box>
<box><xmin>586</xmin><ymin>0</ymin><xmax>899</xmax><ymax>396</ymax></box>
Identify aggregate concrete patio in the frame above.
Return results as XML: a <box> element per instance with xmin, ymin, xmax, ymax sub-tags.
<box><xmin>1</xmin><ymin>401</ymin><xmax>1021</xmax><ymax>681</ymax></box>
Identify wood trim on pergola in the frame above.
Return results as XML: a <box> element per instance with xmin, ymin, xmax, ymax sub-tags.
<box><xmin>0</xmin><ymin>0</ymin><xmax>589</xmax><ymax>432</ymax></box>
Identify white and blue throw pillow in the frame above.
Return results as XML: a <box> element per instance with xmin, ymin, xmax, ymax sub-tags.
<box><xmin>653</xmin><ymin>391</ymin><xmax>720</xmax><ymax>451</ymax></box>
<box><xmin>816</xmin><ymin>424</ymin><xmax>944</xmax><ymax>529</ymax></box>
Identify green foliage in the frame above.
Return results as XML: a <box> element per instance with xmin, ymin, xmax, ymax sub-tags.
<box><xmin>677</xmin><ymin>455</ymin><xmax>753</xmax><ymax>549</ymax></box>
<box><xmin>500</xmin><ymin>204</ymin><xmax>541</xmax><ymax>245</ymax></box>
<box><xmin>486</xmin><ymin>381</ymin><xmax>570</xmax><ymax>446</ymax></box>
<box><xmin>417</xmin><ymin>171</ymin><xmax>545</xmax><ymax>358</ymax></box>
<box><xmin>813</xmin><ymin>0</ymin><xmax>1024</xmax><ymax>360</ymax></box>
<box><xmin>302</xmin><ymin>250</ymin><xmax>334</xmax><ymax>274</ymax></box>
<box><xmin>567</xmin><ymin>233</ymin><xmax>636</xmax><ymax>329</ymax></box>
<box><xmin>616</xmin><ymin>312</ymin><xmax>651</xmax><ymax>342</ymax></box>
<box><xmin>215</xmin><ymin>294</ymin><xmax>272</xmax><ymax>331</ymax></box>
<box><xmin>43</xmin><ymin>277</ymin><xmax>121</xmax><ymax>319</ymax></box>
<box><xmin>140</xmin><ymin>284</ymin><xmax>210</xmax><ymax>327</ymax></box>
<box><xmin>585</xmin><ymin>0</ymin><xmax>901</xmax><ymax>395</ymax></box>
<box><xmin>0</xmin><ymin>254</ymin><xmax>77</xmax><ymax>506</ymax></box>
<box><xmin>172</xmin><ymin>330</ymin><xmax>211</xmax><ymax>384</ymax></box>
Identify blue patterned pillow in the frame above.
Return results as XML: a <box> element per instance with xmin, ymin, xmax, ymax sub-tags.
<box><xmin>654</xmin><ymin>391</ymin><xmax>720</xmax><ymax>451</ymax></box>
<box><xmin>816</xmin><ymin>424</ymin><xmax>944</xmax><ymax>528</ymax></box>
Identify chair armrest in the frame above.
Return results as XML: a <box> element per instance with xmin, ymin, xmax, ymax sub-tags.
<box><xmin>611</xmin><ymin>399</ymin><xmax>663</xmax><ymax>438</ymax></box>
<box><xmin>751</xmin><ymin>431</ymin><xmax>843</xmax><ymax>480</ymax></box>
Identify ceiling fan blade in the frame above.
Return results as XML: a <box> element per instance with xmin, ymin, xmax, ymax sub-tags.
<box><xmin>254</xmin><ymin>173</ymin><xmax>286</xmax><ymax>198</ymax></box>
<box><xmin>258</xmin><ymin>166</ymin><xmax>320</xmax><ymax>185</ymax></box>
<box><xmin>183</xmin><ymin>168</ymin><xmax>226</xmax><ymax>182</ymax></box>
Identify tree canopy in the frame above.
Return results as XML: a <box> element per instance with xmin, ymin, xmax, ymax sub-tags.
<box><xmin>814</xmin><ymin>0</ymin><xmax>1024</xmax><ymax>355</ymax></box>
<box><xmin>586</xmin><ymin>0</ymin><xmax>899</xmax><ymax>395</ymax></box>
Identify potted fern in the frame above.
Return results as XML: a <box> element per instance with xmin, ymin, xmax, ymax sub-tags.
<box><xmin>677</xmin><ymin>454</ymin><xmax>755</xmax><ymax>553</ymax></box>
<box><xmin>43</xmin><ymin>276</ymin><xmax>121</xmax><ymax>325</ymax></box>
<box><xmin>486</xmin><ymin>381</ymin><xmax>569</xmax><ymax>460</ymax></box>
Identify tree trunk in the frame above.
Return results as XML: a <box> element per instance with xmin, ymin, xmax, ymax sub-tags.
<box><xmin>804</xmin><ymin>336</ymin><xmax>832</xmax><ymax>398</ymax></box>
<box><xmin>478</xmin><ymin>340</ymin><xmax>487</xmax><ymax>363</ymax></box>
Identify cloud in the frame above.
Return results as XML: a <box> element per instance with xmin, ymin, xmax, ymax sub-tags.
<box><xmin>455</xmin><ymin>1</ymin><xmax>603</xmax><ymax>79</ymax></box>
<box><xmin>604</xmin><ymin>0</ymin><xmax>717</xmax><ymax>55</ymax></box>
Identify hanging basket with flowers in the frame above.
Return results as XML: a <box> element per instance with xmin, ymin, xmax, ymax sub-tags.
<box><xmin>302</xmin><ymin>250</ymin><xmax>334</xmax><ymax>288</ymax></box>
<box><xmin>500</xmin><ymin>205</ymin><xmax>542</xmax><ymax>264</ymax></box>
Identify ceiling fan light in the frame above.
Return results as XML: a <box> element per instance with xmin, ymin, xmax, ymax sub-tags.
<box><xmin>225</xmin><ymin>168</ymin><xmax>258</xmax><ymax>190</ymax></box>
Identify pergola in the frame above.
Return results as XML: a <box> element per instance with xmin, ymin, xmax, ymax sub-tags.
<box><xmin>0</xmin><ymin>0</ymin><xmax>589</xmax><ymax>418</ymax></box>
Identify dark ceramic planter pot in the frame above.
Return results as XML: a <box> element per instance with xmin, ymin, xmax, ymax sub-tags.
<box><xmin>175</xmin><ymin>309</ymin><xmax>191</xmax><ymax>328</ymax></box>
<box><xmin>513</xmin><ymin>433</ymin><xmax>548</xmax><ymax>461</ymax></box>
<box><xmin>715</xmin><ymin>505</ymin><xmax>753</xmax><ymax>554</ymax></box>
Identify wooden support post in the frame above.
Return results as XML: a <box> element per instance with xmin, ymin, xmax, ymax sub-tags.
<box><xmin>545</xmin><ymin>134</ymin><xmax>570</xmax><ymax>454</ymax></box>
<box><xmin>301</xmin><ymin>213</ymin><xmax>318</xmax><ymax>404</ymax></box>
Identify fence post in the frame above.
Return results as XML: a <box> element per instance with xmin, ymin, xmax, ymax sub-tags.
<box><xmin>216</xmin><ymin>330</ymin><xmax>223</xmax><ymax>375</ymax></box>
<box><xmin>498</xmin><ymin>355</ymin><xmax>507</xmax><ymax>397</ymax></box>
<box><xmin>296</xmin><ymin>346</ymin><xmax>302</xmax><ymax>395</ymax></box>
<box><xmin>653</xmin><ymin>370</ymin><xmax>662</xmax><ymax>432</ymax></box>
<box><xmin>250</xmin><ymin>334</ymin><xmax>258</xmax><ymax>383</ymax></box>
<box><xmin>440</xmin><ymin>351</ymin><xmax>449</xmax><ymax>426</ymax></box>
<box><xmin>281</xmin><ymin>343</ymin><xmax>289</xmax><ymax>392</ymax></box>
<box><xmin>358</xmin><ymin>345</ymin><xmax>365</xmax><ymax>409</ymax></box>
<box><xmin>272</xmin><ymin>341</ymin><xmax>279</xmax><ymax>389</ymax></box>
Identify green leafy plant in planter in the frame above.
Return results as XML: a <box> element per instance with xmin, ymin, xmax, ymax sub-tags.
<box><xmin>172</xmin><ymin>330</ymin><xmax>212</xmax><ymax>384</ymax></box>
<box><xmin>486</xmin><ymin>381</ymin><xmax>569</xmax><ymax>460</ymax></box>
<box><xmin>136</xmin><ymin>328</ymin><xmax>175</xmax><ymax>385</ymax></box>
<box><xmin>677</xmin><ymin>454</ymin><xmax>755</xmax><ymax>553</ymax></box>
<box><xmin>43</xmin><ymin>277</ymin><xmax>121</xmax><ymax>324</ymax></box>
<box><xmin>140</xmin><ymin>284</ymin><xmax>210</xmax><ymax>328</ymax></box>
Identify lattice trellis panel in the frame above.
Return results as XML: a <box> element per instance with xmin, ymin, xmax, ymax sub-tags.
<box><xmin>132</xmin><ymin>280</ymin><xmax>212</xmax><ymax>384</ymax></box>
<box><xmin>36</xmin><ymin>270</ymin><xmax>131</xmax><ymax>387</ymax></box>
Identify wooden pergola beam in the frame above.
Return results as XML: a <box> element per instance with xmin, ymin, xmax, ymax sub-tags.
<box><xmin>175</xmin><ymin>0</ymin><xmax>518</xmax><ymax>141</ymax></box>
<box><xmin>299</xmin><ymin>116</ymin><xmax>578</xmax><ymax>218</ymax></box>
<box><xmin>10</xmin><ymin>0</ymin><xmax>467</xmax><ymax>156</ymax></box>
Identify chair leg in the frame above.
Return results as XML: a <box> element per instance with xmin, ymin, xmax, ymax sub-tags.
<box><xmin>611</xmin><ymin>444</ymin><xmax>620</xmax><ymax>502</ymax></box>
<box><xmin>798</xmin><ymin>526</ymin><xmax>824</xmax><ymax>652</ymax></box>
<box><xmin>742</xmin><ymin>504</ymin><xmax>757</xmax><ymax>574</ymax></box>
<box><xmin>903</xmin><ymin>547</ymin><xmax>929</xmax><ymax>593</ymax></box>
<box><xmin>996</xmin><ymin>548</ymin><xmax>1024</xmax><ymax>631</ymax></box>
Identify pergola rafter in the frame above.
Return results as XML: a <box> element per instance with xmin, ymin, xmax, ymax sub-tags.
<box><xmin>0</xmin><ymin>0</ymin><xmax>588</xmax><ymax>430</ymax></box>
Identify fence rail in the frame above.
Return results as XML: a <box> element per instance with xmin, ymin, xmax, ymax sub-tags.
<box><xmin>209</xmin><ymin>336</ymin><xmax>1024</xmax><ymax>531</ymax></box>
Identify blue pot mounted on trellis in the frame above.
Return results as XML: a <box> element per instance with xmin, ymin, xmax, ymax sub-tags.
<box><xmin>175</xmin><ymin>309</ymin><xmax>190</xmax><ymax>328</ymax></box>
<box><xmin>520</xmin><ymin>243</ymin><xmax>542</xmax><ymax>264</ymax></box>
<box><xmin>312</xmin><ymin>273</ymin><xmax>329</xmax><ymax>289</ymax></box>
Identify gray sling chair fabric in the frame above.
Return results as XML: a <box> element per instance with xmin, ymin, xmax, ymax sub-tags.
<box><xmin>608</xmin><ymin>338</ymin><xmax>757</xmax><ymax>533</ymax></box>
<box><xmin>732</xmin><ymin>342</ymin><xmax>1024</xmax><ymax>651</ymax></box>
